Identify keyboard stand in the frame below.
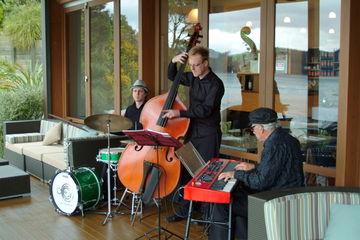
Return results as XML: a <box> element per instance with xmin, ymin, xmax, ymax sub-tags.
<box><xmin>184</xmin><ymin>199</ymin><xmax>233</xmax><ymax>240</ymax></box>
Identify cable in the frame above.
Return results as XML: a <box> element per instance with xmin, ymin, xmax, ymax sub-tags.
<box><xmin>168</xmin><ymin>185</ymin><xmax>188</xmax><ymax>219</ymax></box>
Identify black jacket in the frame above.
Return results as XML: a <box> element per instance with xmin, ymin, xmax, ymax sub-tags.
<box><xmin>234</xmin><ymin>127</ymin><xmax>304</xmax><ymax>190</ymax></box>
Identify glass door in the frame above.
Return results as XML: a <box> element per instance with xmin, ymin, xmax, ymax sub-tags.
<box><xmin>67</xmin><ymin>9</ymin><xmax>85</xmax><ymax>119</ymax></box>
<box><xmin>209</xmin><ymin>0</ymin><xmax>261</xmax><ymax>155</ymax></box>
<box><xmin>274</xmin><ymin>0</ymin><xmax>341</xmax><ymax>185</ymax></box>
<box><xmin>66</xmin><ymin>0</ymin><xmax>115</xmax><ymax>119</ymax></box>
<box><xmin>90</xmin><ymin>2</ymin><xmax>115</xmax><ymax>115</ymax></box>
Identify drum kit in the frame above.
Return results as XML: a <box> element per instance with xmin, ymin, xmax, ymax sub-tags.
<box><xmin>49</xmin><ymin>114</ymin><xmax>133</xmax><ymax>224</ymax></box>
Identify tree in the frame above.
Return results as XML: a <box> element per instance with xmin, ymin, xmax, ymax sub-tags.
<box><xmin>2</xmin><ymin>0</ymin><xmax>41</xmax><ymax>50</ymax></box>
<box><xmin>120</xmin><ymin>14</ymin><xmax>139</xmax><ymax>108</ymax></box>
<box><xmin>168</xmin><ymin>0</ymin><xmax>196</xmax><ymax>57</ymax></box>
<box><xmin>0</xmin><ymin>3</ymin><xmax>4</xmax><ymax>28</ymax></box>
<box><xmin>168</xmin><ymin>0</ymin><xmax>197</xmax><ymax>102</ymax></box>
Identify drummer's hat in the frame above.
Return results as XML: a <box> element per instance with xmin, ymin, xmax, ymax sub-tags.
<box><xmin>131</xmin><ymin>79</ymin><xmax>149</xmax><ymax>93</ymax></box>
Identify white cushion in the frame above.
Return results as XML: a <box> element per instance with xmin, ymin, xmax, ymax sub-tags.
<box><xmin>42</xmin><ymin>152</ymin><xmax>67</xmax><ymax>170</ymax></box>
<box><xmin>5</xmin><ymin>141</ymin><xmax>43</xmax><ymax>155</ymax></box>
<box><xmin>22</xmin><ymin>144</ymin><xmax>64</xmax><ymax>161</ymax></box>
<box><xmin>43</xmin><ymin>122</ymin><xmax>62</xmax><ymax>145</ymax></box>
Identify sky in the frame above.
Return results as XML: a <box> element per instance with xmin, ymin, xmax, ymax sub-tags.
<box><xmin>121</xmin><ymin>0</ymin><xmax>139</xmax><ymax>31</ymax></box>
<box><xmin>119</xmin><ymin>0</ymin><xmax>340</xmax><ymax>54</ymax></box>
<box><xmin>208</xmin><ymin>0</ymin><xmax>341</xmax><ymax>54</ymax></box>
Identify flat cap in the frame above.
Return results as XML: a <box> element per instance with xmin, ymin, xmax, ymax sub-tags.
<box><xmin>249</xmin><ymin>107</ymin><xmax>277</xmax><ymax>124</ymax></box>
<box><xmin>131</xmin><ymin>79</ymin><xmax>149</xmax><ymax>93</ymax></box>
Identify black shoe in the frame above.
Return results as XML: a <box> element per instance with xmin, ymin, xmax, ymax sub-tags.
<box><xmin>166</xmin><ymin>214</ymin><xmax>185</xmax><ymax>223</ymax></box>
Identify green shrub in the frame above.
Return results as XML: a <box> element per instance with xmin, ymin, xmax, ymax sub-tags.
<box><xmin>0</xmin><ymin>61</ymin><xmax>43</xmax><ymax>90</ymax></box>
<box><xmin>0</xmin><ymin>86</ymin><xmax>44</xmax><ymax>156</ymax></box>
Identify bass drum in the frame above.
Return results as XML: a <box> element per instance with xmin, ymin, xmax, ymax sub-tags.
<box><xmin>49</xmin><ymin>167</ymin><xmax>102</xmax><ymax>215</ymax></box>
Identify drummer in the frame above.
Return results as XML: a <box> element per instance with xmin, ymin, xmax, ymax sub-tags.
<box><xmin>102</xmin><ymin>79</ymin><xmax>149</xmax><ymax>201</ymax></box>
<box><xmin>121</xmin><ymin>79</ymin><xmax>149</xmax><ymax>130</ymax></box>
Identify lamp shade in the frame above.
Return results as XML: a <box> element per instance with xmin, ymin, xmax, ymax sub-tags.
<box><xmin>187</xmin><ymin>8</ymin><xmax>198</xmax><ymax>24</ymax></box>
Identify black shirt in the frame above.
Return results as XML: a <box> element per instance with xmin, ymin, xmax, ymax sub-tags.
<box><xmin>124</xmin><ymin>102</ymin><xmax>145</xmax><ymax>130</ymax></box>
<box><xmin>234</xmin><ymin>127</ymin><xmax>304</xmax><ymax>191</ymax></box>
<box><xmin>167</xmin><ymin>62</ymin><xmax>225</xmax><ymax>139</ymax></box>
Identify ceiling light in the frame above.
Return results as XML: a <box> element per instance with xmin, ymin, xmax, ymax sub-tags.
<box><xmin>245</xmin><ymin>21</ymin><xmax>253</xmax><ymax>28</ymax></box>
<box><xmin>328</xmin><ymin>28</ymin><xmax>335</xmax><ymax>34</ymax></box>
<box><xmin>283</xmin><ymin>16</ymin><xmax>291</xmax><ymax>23</ymax></box>
<box><xmin>328</xmin><ymin>11</ymin><xmax>336</xmax><ymax>19</ymax></box>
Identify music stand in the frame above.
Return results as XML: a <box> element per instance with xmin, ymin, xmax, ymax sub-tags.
<box><xmin>122</xmin><ymin>129</ymin><xmax>183</xmax><ymax>240</ymax></box>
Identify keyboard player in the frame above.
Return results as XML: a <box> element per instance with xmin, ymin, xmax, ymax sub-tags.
<box><xmin>208</xmin><ymin>107</ymin><xmax>304</xmax><ymax>240</ymax></box>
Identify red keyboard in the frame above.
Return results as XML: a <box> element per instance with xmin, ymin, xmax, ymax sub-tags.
<box><xmin>184</xmin><ymin>158</ymin><xmax>238</xmax><ymax>204</ymax></box>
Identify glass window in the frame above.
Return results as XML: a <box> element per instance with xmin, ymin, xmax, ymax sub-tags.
<box><xmin>209</xmin><ymin>1</ymin><xmax>260</xmax><ymax>154</ymax></box>
<box><xmin>65</xmin><ymin>0</ymin><xmax>139</xmax><ymax>118</ymax></box>
<box><xmin>67</xmin><ymin>10</ymin><xmax>85</xmax><ymax>119</ymax></box>
<box><xmin>274</xmin><ymin>0</ymin><xmax>340</xmax><ymax>185</ymax></box>
<box><xmin>168</xmin><ymin>0</ymin><xmax>198</xmax><ymax>103</ymax></box>
<box><xmin>120</xmin><ymin>0</ymin><xmax>139</xmax><ymax>109</ymax></box>
<box><xmin>90</xmin><ymin>2</ymin><xmax>115</xmax><ymax>114</ymax></box>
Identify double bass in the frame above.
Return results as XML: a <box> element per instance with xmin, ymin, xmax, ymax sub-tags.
<box><xmin>117</xmin><ymin>24</ymin><xmax>203</xmax><ymax>198</ymax></box>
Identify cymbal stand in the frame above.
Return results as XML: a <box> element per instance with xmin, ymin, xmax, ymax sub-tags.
<box><xmin>110</xmin><ymin>163</ymin><xmax>121</xmax><ymax>205</ymax></box>
<box><xmin>101</xmin><ymin>119</ymin><xmax>113</xmax><ymax>224</ymax></box>
<box><xmin>92</xmin><ymin>119</ymin><xmax>120</xmax><ymax>225</ymax></box>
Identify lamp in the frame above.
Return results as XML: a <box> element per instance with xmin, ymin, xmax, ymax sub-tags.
<box><xmin>187</xmin><ymin>8</ymin><xmax>198</xmax><ymax>24</ymax></box>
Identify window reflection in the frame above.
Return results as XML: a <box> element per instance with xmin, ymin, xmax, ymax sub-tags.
<box><xmin>209</xmin><ymin>1</ymin><xmax>260</xmax><ymax>154</ymax></box>
<box><xmin>120</xmin><ymin>0</ymin><xmax>139</xmax><ymax>110</ymax></box>
<box><xmin>167</xmin><ymin>0</ymin><xmax>198</xmax><ymax>103</ymax></box>
<box><xmin>275</xmin><ymin>0</ymin><xmax>340</xmax><ymax>185</ymax></box>
<box><xmin>67</xmin><ymin>10</ymin><xmax>85</xmax><ymax>119</ymax></box>
<box><xmin>90</xmin><ymin>2</ymin><xmax>115</xmax><ymax>115</ymax></box>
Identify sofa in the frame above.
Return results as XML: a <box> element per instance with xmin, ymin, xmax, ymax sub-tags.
<box><xmin>248</xmin><ymin>186</ymin><xmax>360</xmax><ymax>240</ymax></box>
<box><xmin>3</xmin><ymin>119</ymin><xmax>126</xmax><ymax>182</ymax></box>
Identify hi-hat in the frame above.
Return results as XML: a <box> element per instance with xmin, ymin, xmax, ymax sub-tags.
<box><xmin>84</xmin><ymin>114</ymin><xmax>132</xmax><ymax>133</ymax></box>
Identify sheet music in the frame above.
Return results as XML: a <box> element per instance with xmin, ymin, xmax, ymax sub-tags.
<box><xmin>175</xmin><ymin>142</ymin><xmax>206</xmax><ymax>177</ymax></box>
<box><xmin>122</xmin><ymin>129</ymin><xmax>182</xmax><ymax>149</ymax></box>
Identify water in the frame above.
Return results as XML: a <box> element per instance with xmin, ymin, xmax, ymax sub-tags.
<box><xmin>216</xmin><ymin>72</ymin><xmax>339</xmax><ymax>124</ymax></box>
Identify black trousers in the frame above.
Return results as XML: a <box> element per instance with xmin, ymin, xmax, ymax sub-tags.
<box><xmin>208</xmin><ymin>186</ymin><xmax>257</xmax><ymax>240</ymax></box>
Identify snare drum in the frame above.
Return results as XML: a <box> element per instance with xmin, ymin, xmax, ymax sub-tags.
<box><xmin>97</xmin><ymin>147</ymin><xmax>124</xmax><ymax>164</ymax></box>
<box><xmin>49</xmin><ymin>167</ymin><xmax>101</xmax><ymax>215</ymax></box>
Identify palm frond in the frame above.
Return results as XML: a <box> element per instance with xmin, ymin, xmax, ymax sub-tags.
<box><xmin>0</xmin><ymin>61</ymin><xmax>43</xmax><ymax>90</ymax></box>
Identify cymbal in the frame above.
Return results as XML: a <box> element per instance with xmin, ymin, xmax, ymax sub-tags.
<box><xmin>84</xmin><ymin>114</ymin><xmax>132</xmax><ymax>133</ymax></box>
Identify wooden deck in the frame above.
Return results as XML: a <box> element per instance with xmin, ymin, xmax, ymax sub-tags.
<box><xmin>0</xmin><ymin>177</ymin><xmax>207</xmax><ymax>240</ymax></box>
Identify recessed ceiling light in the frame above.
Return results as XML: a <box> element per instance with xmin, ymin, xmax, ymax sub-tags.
<box><xmin>246</xmin><ymin>21</ymin><xmax>253</xmax><ymax>27</ymax></box>
<box><xmin>283</xmin><ymin>16</ymin><xmax>291</xmax><ymax>23</ymax></box>
<box><xmin>328</xmin><ymin>11</ymin><xmax>336</xmax><ymax>19</ymax></box>
<box><xmin>328</xmin><ymin>28</ymin><xmax>335</xmax><ymax>34</ymax></box>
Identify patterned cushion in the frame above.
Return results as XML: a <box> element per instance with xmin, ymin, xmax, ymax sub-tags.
<box><xmin>40</xmin><ymin>119</ymin><xmax>60</xmax><ymax>134</ymax></box>
<box><xmin>264</xmin><ymin>192</ymin><xmax>360</xmax><ymax>240</ymax></box>
<box><xmin>5</xmin><ymin>132</ymin><xmax>44</xmax><ymax>144</ymax></box>
<box><xmin>63</xmin><ymin>124</ymin><xmax>90</xmax><ymax>139</ymax></box>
